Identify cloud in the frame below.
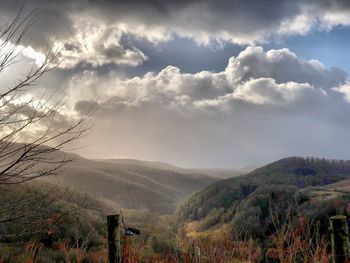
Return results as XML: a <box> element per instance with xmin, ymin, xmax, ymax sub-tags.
<box><xmin>2</xmin><ymin>0</ymin><xmax>350</xmax><ymax>76</ymax></box>
<box><xmin>3</xmin><ymin>2</ymin><xmax>350</xmax><ymax>167</ymax></box>
<box><xmin>333</xmin><ymin>83</ymin><xmax>350</xmax><ymax>103</ymax></box>
<box><xmin>3</xmin><ymin>0</ymin><xmax>350</xmax><ymax>49</ymax></box>
<box><xmin>69</xmin><ymin>46</ymin><xmax>345</xmax><ymax>113</ymax></box>
<box><xmin>0</xmin><ymin>94</ymin><xmax>82</xmax><ymax>150</ymax></box>
<box><xmin>2</xmin><ymin>0</ymin><xmax>350</xmax><ymax>69</ymax></box>
<box><xmin>227</xmin><ymin>78</ymin><xmax>325</xmax><ymax>106</ymax></box>
<box><xmin>224</xmin><ymin>46</ymin><xmax>347</xmax><ymax>88</ymax></box>
<box><xmin>62</xmin><ymin>46</ymin><xmax>350</xmax><ymax>167</ymax></box>
<box><xmin>0</xmin><ymin>2</ymin><xmax>149</xmax><ymax>69</ymax></box>
<box><xmin>55</xmin><ymin>20</ymin><xmax>147</xmax><ymax>68</ymax></box>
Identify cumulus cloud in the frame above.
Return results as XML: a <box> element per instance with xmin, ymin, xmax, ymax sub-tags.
<box><xmin>333</xmin><ymin>83</ymin><xmax>350</xmax><ymax>103</ymax></box>
<box><xmin>225</xmin><ymin>46</ymin><xmax>347</xmax><ymax>89</ymax></box>
<box><xmin>69</xmin><ymin>46</ymin><xmax>346</xmax><ymax>113</ymax></box>
<box><xmin>55</xmin><ymin>20</ymin><xmax>147</xmax><ymax>68</ymax></box>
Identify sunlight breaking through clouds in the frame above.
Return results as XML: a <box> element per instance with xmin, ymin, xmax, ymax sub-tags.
<box><xmin>2</xmin><ymin>0</ymin><xmax>350</xmax><ymax>167</ymax></box>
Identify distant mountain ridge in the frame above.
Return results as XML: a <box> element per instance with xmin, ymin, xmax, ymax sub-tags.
<box><xmin>93</xmin><ymin>158</ymin><xmax>181</xmax><ymax>171</ymax></box>
<box><xmin>41</xmin><ymin>151</ymin><xmax>243</xmax><ymax>214</ymax></box>
<box><xmin>94</xmin><ymin>158</ymin><xmax>245</xmax><ymax>178</ymax></box>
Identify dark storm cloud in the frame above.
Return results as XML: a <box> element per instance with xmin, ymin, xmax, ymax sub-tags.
<box><xmin>0</xmin><ymin>1</ymin><xmax>75</xmax><ymax>49</ymax></box>
<box><xmin>3</xmin><ymin>0</ymin><xmax>350</xmax><ymax>49</ymax></box>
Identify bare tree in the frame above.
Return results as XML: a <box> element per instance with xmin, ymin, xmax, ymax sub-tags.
<box><xmin>0</xmin><ymin>5</ymin><xmax>89</xmax><ymax>243</ymax></box>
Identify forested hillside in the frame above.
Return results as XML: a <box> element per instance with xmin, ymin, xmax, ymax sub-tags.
<box><xmin>4</xmin><ymin>157</ymin><xmax>350</xmax><ymax>262</ymax></box>
<box><xmin>178</xmin><ymin>157</ymin><xmax>350</xmax><ymax>239</ymax></box>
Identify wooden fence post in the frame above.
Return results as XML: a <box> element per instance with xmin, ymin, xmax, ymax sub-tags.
<box><xmin>107</xmin><ymin>214</ymin><xmax>121</xmax><ymax>263</ymax></box>
<box><xmin>330</xmin><ymin>215</ymin><xmax>350</xmax><ymax>263</ymax></box>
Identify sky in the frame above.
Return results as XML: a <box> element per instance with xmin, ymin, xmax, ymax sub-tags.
<box><xmin>1</xmin><ymin>0</ymin><xmax>350</xmax><ymax>168</ymax></box>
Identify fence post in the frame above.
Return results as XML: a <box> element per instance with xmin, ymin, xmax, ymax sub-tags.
<box><xmin>330</xmin><ymin>215</ymin><xmax>350</xmax><ymax>263</ymax></box>
<box><xmin>107</xmin><ymin>214</ymin><xmax>121</xmax><ymax>263</ymax></box>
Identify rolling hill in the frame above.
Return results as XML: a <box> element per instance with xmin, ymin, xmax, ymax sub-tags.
<box><xmin>40</xmin><ymin>151</ymin><xmax>243</xmax><ymax>214</ymax></box>
<box><xmin>177</xmin><ymin>157</ymin><xmax>350</xmax><ymax>238</ymax></box>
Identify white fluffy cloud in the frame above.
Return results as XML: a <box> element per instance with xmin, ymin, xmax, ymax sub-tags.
<box><xmin>55</xmin><ymin>20</ymin><xmax>147</xmax><ymax>68</ymax></box>
<box><xmin>69</xmin><ymin>46</ymin><xmax>346</xmax><ymax>113</ymax></box>
<box><xmin>333</xmin><ymin>83</ymin><xmax>350</xmax><ymax>103</ymax></box>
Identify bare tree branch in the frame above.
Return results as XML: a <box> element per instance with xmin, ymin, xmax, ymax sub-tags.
<box><xmin>0</xmin><ymin>5</ymin><xmax>91</xmax><ymax>243</ymax></box>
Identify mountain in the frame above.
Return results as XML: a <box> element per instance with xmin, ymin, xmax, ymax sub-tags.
<box><xmin>40</xmin><ymin>151</ymin><xmax>239</xmax><ymax>214</ymax></box>
<box><xmin>177</xmin><ymin>157</ymin><xmax>350</xmax><ymax>238</ymax></box>
<box><xmin>95</xmin><ymin>158</ymin><xmax>244</xmax><ymax>179</ymax></box>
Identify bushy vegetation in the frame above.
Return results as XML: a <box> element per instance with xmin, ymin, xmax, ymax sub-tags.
<box><xmin>178</xmin><ymin>157</ymin><xmax>350</xmax><ymax>226</ymax></box>
<box><xmin>3</xmin><ymin>157</ymin><xmax>350</xmax><ymax>262</ymax></box>
<box><xmin>0</xmin><ymin>207</ymin><xmax>334</xmax><ymax>262</ymax></box>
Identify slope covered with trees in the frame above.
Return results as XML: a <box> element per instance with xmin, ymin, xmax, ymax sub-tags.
<box><xmin>177</xmin><ymin>157</ymin><xmax>350</xmax><ymax>239</ymax></box>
